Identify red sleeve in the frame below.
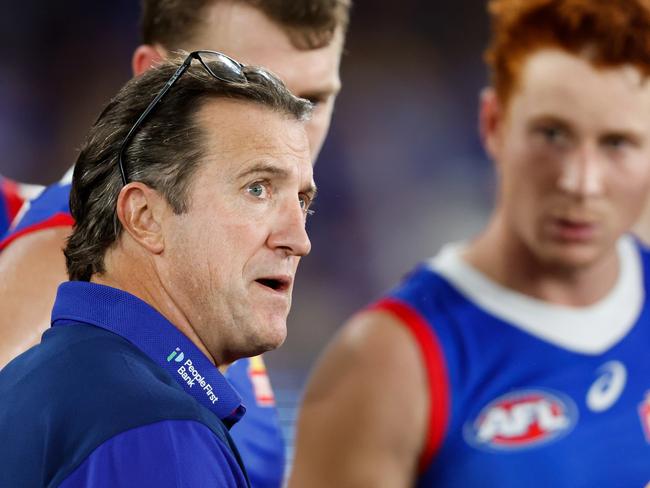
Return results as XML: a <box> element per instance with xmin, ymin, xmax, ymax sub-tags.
<box><xmin>1</xmin><ymin>178</ymin><xmax>25</xmax><ymax>222</ymax></box>
<box><xmin>369</xmin><ymin>298</ymin><xmax>451</xmax><ymax>471</ymax></box>
<box><xmin>0</xmin><ymin>212</ymin><xmax>74</xmax><ymax>251</ymax></box>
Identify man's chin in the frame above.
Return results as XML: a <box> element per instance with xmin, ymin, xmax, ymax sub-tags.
<box><xmin>249</xmin><ymin>317</ymin><xmax>288</xmax><ymax>354</ymax></box>
<box><xmin>536</xmin><ymin>239</ymin><xmax>605</xmax><ymax>271</ymax></box>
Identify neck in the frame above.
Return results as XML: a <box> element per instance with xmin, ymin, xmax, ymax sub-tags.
<box><xmin>92</xmin><ymin>246</ymin><xmax>217</xmax><ymax>365</ymax></box>
<box><xmin>464</xmin><ymin>212</ymin><xmax>621</xmax><ymax>306</ymax></box>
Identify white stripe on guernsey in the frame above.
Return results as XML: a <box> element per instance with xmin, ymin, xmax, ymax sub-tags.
<box><xmin>16</xmin><ymin>182</ymin><xmax>44</xmax><ymax>200</ymax></box>
<box><xmin>428</xmin><ymin>235</ymin><xmax>643</xmax><ymax>355</ymax></box>
<box><xmin>60</xmin><ymin>166</ymin><xmax>74</xmax><ymax>185</ymax></box>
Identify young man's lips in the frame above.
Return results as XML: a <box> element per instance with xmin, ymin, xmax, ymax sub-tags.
<box><xmin>550</xmin><ymin>218</ymin><xmax>598</xmax><ymax>242</ymax></box>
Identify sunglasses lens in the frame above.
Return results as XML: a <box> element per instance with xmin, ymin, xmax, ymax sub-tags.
<box><xmin>199</xmin><ymin>52</ymin><xmax>246</xmax><ymax>83</ymax></box>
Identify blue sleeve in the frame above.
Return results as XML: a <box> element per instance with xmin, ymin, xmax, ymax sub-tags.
<box><xmin>59</xmin><ymin>419</ymin><xmax>248</xmax><ymax>488</ymax></box>
<box><xmin>226</xmin><ymin>358</ymin><xmax>286</xmax><ymax>488</ymax></box>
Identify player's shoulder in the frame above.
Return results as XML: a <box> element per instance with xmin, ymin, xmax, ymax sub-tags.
<box><xmin>0</xmin><ymin>168</ymin><xmax>73</xmax><ymax>251</ymax></box>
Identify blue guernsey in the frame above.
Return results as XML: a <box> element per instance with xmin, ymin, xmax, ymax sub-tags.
<box><xmin>373</xmin><ymin>236</ymin><xmax>650</xmax><ymax>487</ymax></box>
<box><xmin>0</xmin><ymin>281</ymin><xmax>249</xmax><ymax>487</ymax></box>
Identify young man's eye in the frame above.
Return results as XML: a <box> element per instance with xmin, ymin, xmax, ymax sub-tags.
<box><xmin>540</xmin><ymin>126</ymin><xmax>564</xmax><ymax>142</ymax></box>
<box><xmin>602</xmin><ymin>135</ymin><xmax>632</xmax><ymax>150</ymax></box>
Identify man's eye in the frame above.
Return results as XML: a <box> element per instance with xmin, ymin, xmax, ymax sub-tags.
<box><xmin>540</xmin><ymin>126</ymin><xmax>563</xmax><ymax>142</ymax></box>
<box><xmin>533</xmin><ymin>125</ymin><xmax>571</xmax><ymax>148</ymax></box>
<box><xmin>299</xmin><ymin>195</ymin><xmax>315</xmax><ymax>216</ymax></box>
<box><xmin>247</xmin><ymin>182</ymin><xmax>267</xmax><ymax>198</ymax></box>
<box><xmin>304</xmin><ymin>95</ymin><xmax>329</xmax><ymax>107</ymax></box>
<box><xmin>602</xmin><ymin>135</ymin><xmax>631</xmax><ymax>150</ymax></box>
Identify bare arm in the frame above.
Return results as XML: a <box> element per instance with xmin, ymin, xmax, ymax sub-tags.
<box><xmin>289</xmin><ymin>310</ymin><xmax>429</xmax><ymax>488</ymax></box>
<box><xmin>0</xmin><ymin>227</ymin><xmax>70</xmax><ymax>367</ymax></box>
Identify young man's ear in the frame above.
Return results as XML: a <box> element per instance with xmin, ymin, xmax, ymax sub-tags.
<box><xmin>479</xmin><ymin>87</ymin><xmax>504</xmax><ymax>162</ymax></box>
<box><xmin>116</xmin><ymin>183</ymin><xmax>167</xmax><ymax>254</ymax></box>
<box><xmin>131</xmin><ymin>44</ymin><xmax>166</xmax><ymax>77</ymax></box>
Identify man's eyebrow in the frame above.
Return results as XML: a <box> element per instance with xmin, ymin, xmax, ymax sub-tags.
<box><xmin>236</xmin><ymin>163</ymin><xmax>291</xmax><ymax>181</ymax></box>
<box><xmin>305</xmin><ymin>183</ymin><xmax>318</xmax><ymax>200</ymax></box>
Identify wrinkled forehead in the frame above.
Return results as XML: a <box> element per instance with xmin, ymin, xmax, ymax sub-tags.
<box><xmin>193</xmin><ymin>98</ymin><xmax>311</xmax><ymax>167</ymax></box>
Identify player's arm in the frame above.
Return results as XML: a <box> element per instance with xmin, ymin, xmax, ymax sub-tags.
<box><xmin>0</xmin><ymin>227</ymin><xmax>70</xmax><ymax>367</ymax></box>
<box><xmin>289</xmin><ymin>309</ymin><xmax>429</xmax><ymax>488</ymax></box>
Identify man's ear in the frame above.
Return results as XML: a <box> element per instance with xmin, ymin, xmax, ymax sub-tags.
<box><xmin>116</xmin><ymin>183</ymin><xmax>167</xmax><ymax>254</ymax></box>
<box><xmin>132</xmin><ymin>44</ymin><xmax>166</xmax><ymax>77</ymax></box>
<box><xmin>479</xmin><ymin>87</ymin><xmax>504</xmax><ymax>162</ymax></box>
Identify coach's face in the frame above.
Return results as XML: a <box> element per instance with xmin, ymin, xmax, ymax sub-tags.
<box><xmin>162</xmin><ymin>99</ymin><xmax>314</xmax><ymax>365</ymax></box>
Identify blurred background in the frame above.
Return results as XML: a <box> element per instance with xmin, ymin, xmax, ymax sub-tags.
<box><xmin>0</xmin><ymin>0</ymin><xmax>495</xmax><ymax>457</ymax></box>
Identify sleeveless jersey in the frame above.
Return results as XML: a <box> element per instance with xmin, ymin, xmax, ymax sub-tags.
<box><xmin>0</xmin><ymin>169</ymin><xmax>286</xmax><ymax>487</ymax></box>
<box><xmin>0</xmin><ymin>176</ymin><xmax>28</xmax><ymax>236</ymax></box>
<box><xmin>374</xmin><ymin>236</ymin><xmax>650</xmax><ymax>487</ymax></box>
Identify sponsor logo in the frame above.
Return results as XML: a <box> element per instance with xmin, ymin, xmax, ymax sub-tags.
<box><xmin>638</xmin><ymin>392</ymin><xmax>650</xmax><ymax>443</ymax></box>
<box><xmin>166</xmin><ymin>347</ymin><xmax>185</xmax><ymax>363</ymax></box>
<box><xmin>248</xmin><ymin>355</ymin><xmax>275</xmax><ymax>407</ymax></box>
<box><xmin>167</xmin><ymin>348</ymin><xmax>219</xmax><ymax>405</ymax></box>
<box><xmin>586</xmin><ymin>360</ymin><xmax>627</xmax><ymax>413</ymax></box>
<box><xmin>464</xmin><ymin>389</ymin><xmax>578</xmax><ymax>451</ymax></box>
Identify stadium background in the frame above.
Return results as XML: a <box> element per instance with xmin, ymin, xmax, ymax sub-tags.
<box><xmin>0</xmin><ymin>0</ymin><xmax>493</xmax><ymax>463</ymax></box>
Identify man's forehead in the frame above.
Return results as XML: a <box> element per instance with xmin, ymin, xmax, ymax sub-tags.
<box><xmin>195</xmin><ymin>99</ymin><xmax>310</xmax><ymax>163</ymax></box>
<box><xmin>191</xmin><ymin>2</ymin><xmax>343</xmax><ymax>90</ymax></box>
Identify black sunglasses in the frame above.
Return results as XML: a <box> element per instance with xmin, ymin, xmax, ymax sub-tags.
<box><xmin>117</xmin><ymin>50</ymin><xmax>248</xmax><ymax>185</ymax></box>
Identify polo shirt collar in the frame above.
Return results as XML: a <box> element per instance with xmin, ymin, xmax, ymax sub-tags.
<box><xmin>51</xmin><ymin>281</ymin><xmax>245</xmax><ymax>428</ymax></box>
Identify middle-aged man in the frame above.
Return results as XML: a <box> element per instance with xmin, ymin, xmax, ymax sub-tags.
<box><xmin>0</xmin><ymin>52</ymin><xmax>314</xmax><ymax>487</ymax></box>
<box><xmin>291</xmin><ymin>0</ymin><xmax>650</xmax><ymax>486</ymax></box>
<box><xmin>0</xmin><ymin>1</ymin><xmax>349</xmax><ymax>486</ymax></box>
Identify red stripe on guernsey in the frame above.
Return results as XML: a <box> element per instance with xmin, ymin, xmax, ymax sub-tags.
<box><xmin>0</xmin><ymin>213</ymin><xmax>74</xmax><ymax>251</ymax></box>
<box><xmin>369</xmin><ymin>298</ymin><xmax>450</xmax><ymax>472</ymax></box>
<box><xmin>2</xmin><ymin>179</ymin><xmax>25</xmax><ymax>221</ymax></box>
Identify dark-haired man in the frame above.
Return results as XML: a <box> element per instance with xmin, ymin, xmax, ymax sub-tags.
<box><xmin>0</xmin><ymin>2</ymin><xmax>349</xmax><ymax>486</ymax></box>
<box><xmin>291</xmin><ymin>0</ymin><xmax>650</xmax><ymax>486</ymax></box>
<box><xmin>0</xmin><ymin>53</ymin><xmax>314</xmax><ymax>487</ymax></box>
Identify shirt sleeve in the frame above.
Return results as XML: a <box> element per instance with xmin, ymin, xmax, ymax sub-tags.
<box><xmin>58</xmin><ymin>419</ymin><xmax>247</xmax><ymax>488</ymax></box>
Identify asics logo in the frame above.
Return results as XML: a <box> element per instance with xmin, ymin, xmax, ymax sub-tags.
<box><xmin>586</xmin><ymin>360</ymin><xmax>627</xmax><ymax>412</ymax></box>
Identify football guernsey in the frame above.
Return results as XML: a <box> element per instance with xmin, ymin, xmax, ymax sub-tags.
<box><xmin>0</xmin><ymin>171</ymin><xmax>286</xmax><ymax>488</ymax></box>
<box><xmin>373</xmin><ymin>235</ymin><xmax>650</xmax><ymax>487</ymax></box>
<box><xmin>0</xmin><ymin>281</ymin><xmax>249</xmax><ymax>487</ymax></box>
<box><xmin>0</xmin><ymin>176</ymin><xmax>27</xmax><ymax>236</ymax></box>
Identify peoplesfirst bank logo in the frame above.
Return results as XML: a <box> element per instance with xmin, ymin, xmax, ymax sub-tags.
<box><xmin>166</xmin><ymin>347</ymin><xmax>219</xmax><ymax>405</ymax></box>
<box><xmin>167</xmin><ymin>347</ymin><xmax>185</xmax><ymax>363</ymax></box>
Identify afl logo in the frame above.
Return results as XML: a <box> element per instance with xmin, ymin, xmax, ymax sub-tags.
<box><xmin>464</xmin><ymin>389</ymin><xmax>578</xmax><ymax>451</ymax></box>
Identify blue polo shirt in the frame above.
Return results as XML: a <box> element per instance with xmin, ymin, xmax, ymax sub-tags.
<box><xmin>0</xmin><ymin>281</ymin><xmax>250</xmax><ymax>487</ymax></box>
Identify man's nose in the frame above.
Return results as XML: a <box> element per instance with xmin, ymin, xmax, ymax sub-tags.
<box><xmin>267</xmin><ymin>200</ymin><xmax>312</xmax><ymax>257</ymax></box>
<box><xmin>557</xmin><ymin>144</ymin><xmax>604</xmax><ymax>198</ymax></box>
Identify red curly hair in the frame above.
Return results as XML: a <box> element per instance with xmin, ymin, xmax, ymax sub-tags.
<box><xmin>486</xmin><ymin>0</ymin><xmax>650</xmax><ymax>104</ymax></box>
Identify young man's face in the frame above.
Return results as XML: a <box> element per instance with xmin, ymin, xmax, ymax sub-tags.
<box><xmin>484</xmin><ymin>48</ymin><xmax>650</xmax><ymax>269</ymax></box>
<box><xmin>161</xmin><ymin>99</ymin><xmax>314</xmax><ymax>365</ymax></box>
<box><xmin>192</xmin><ymin>2</ymin><xmax>344</xmax><ymax>161</ymax></box>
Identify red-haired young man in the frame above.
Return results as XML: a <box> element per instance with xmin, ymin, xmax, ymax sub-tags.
<box><xmin>291</xmin><ymin>1</ymin><xmax>650</xmax><ymax>486</ymax></box>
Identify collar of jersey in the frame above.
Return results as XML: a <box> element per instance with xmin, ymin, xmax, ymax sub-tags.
<box><xmin>428</xmin><ymin>234</ymin><xmax>644</xmax><ymax>355</ymax></box>
<box><xmin>51</xmin><ymin>280</ymin><xmax>245</xmax><ymax>427</ymax></box>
